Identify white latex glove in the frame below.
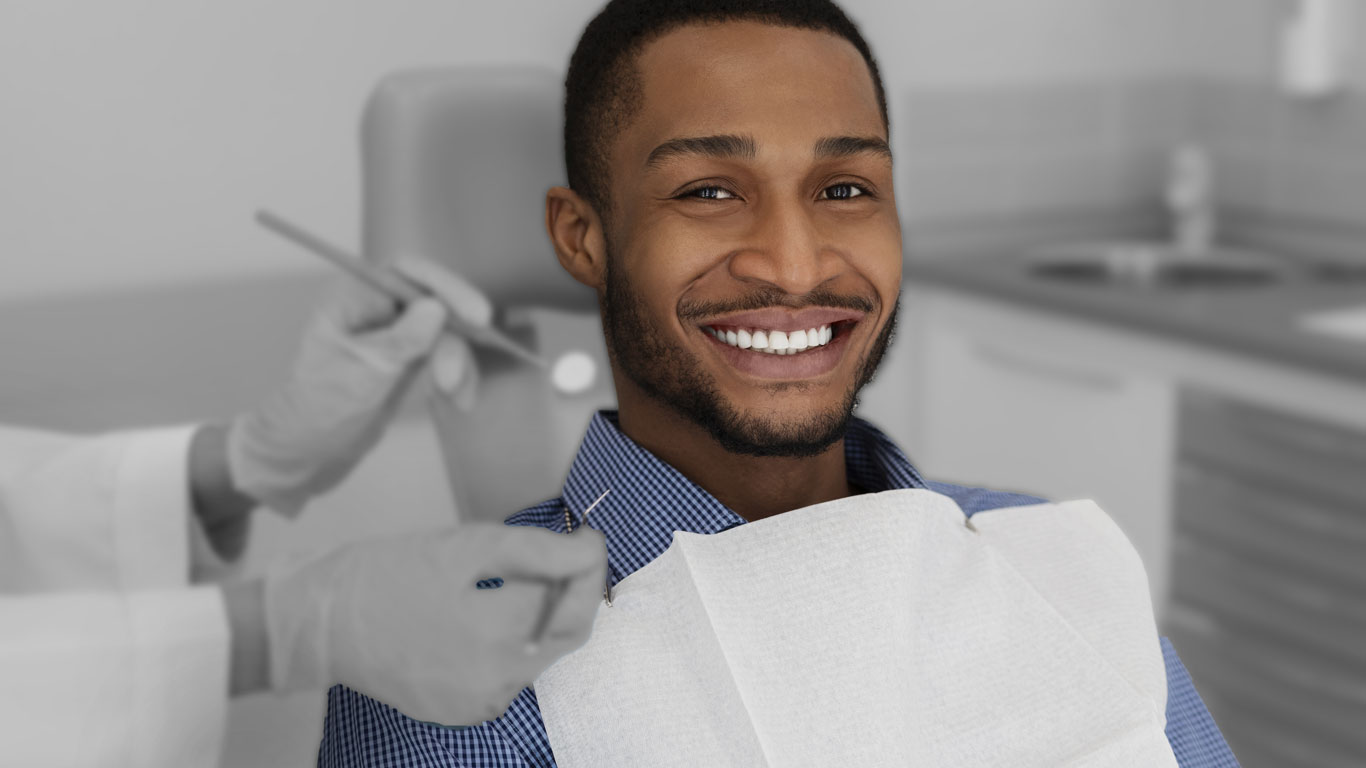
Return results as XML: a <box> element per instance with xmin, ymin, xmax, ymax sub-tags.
<box><xmin>264</xmin><ymin>524</ymin><xmax>608</xmax><ymax>725</ymax></box>
<box><xmin>228</xmin><ymin>260</ymin><xmax>492</xmax><ymax>516</ymax></box>
<box><xmin>396</xmin><ymin>260</ymin><xmax>486</xmax><ymax>412</ymax></box>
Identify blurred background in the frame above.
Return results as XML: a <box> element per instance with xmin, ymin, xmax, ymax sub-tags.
<box><xmin>3</xmin><ymin>1</ymin><xmax>1364</xmax><ymax>765</ymax></box>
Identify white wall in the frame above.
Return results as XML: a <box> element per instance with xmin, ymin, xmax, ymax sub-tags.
<box><xmin>0</xmin><ymin>0</ymin><xmax>603</xmax><ymax>303</ymax></box>
<box><xmin>1180</xmin><ymin>0</ymin><xmax>1366</xmax><ymax>85</ymax></box>
<box><xmin>862</xmin><ymin>0</ymin><xmax>1198</xmax><ymax>88</ymax></box>
<box><xmin>0</xmin><ymin>0</ymin><xmax>1214</xmax><ymax>304</ymax></box>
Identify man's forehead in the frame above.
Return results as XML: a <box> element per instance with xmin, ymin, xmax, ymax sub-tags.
<box><xmin>635</xmin><ymin>19</ymin><xmax>870</xmax><ymax>80</ymax></box>
<box><xmin>624</xmin><ymin>21</ymin><xmax>885</xmax><ymax>160</ymax></box>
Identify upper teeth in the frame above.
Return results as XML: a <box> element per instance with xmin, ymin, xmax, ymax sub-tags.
<box><xmin>707</xmin><ymin>324</ymin><xmax>834</xmax><ymax>355</ymax></box>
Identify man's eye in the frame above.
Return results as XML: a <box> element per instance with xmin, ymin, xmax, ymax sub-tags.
<box><xmin>821</xmin><ymin>183</ymin><xmax>868</xmax><ymax>201</ymax></box>
<box><xmin>681</xmin><ymin>186</ymin><xmax>736</xmax><ymax>201</ymax></box>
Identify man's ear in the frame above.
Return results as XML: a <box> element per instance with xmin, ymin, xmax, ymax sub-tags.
<box><xmin>545</xmin><ymin>186</ymin><xmax>608</xmax><ymax>291</ymax></box>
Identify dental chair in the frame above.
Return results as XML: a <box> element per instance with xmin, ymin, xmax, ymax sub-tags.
<box><xmin>361</xmin><ymin>67</ymin><xmax>614</xmax><ymax>523</ymax></box>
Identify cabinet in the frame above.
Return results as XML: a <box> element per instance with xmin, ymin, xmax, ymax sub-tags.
<box><xmin>1166</xmin><ymin>388</ymin><xmax>1366</xmax><ymax>768</ymax></box>
<box><xmin>897</xmin><ymin>285</ymin><xmax>1177</xmax><ymax>619</ymax></box>
<box><xmin>890</xmin><ymin>281</ymin><xmax>1366</xmax><ymax>766</ymax></box>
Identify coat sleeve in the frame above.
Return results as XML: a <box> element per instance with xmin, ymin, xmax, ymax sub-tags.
<box><xmin>0</xmin><ymin>426</ymin><xmax>235</xmax><ymax>765</ymax></box>
<box><xmin>0</xmin><ymin>424</ymin><xmax>240</xmax><ymax>591</ymax></box>
<box><xmin>0</xmin><ymin>587</ymin><xmax>230</xmax><ymax>768</ymax></box>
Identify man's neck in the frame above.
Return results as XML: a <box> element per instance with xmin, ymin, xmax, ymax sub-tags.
<box><xmin>615</xmin><ymin>394</ymin><xmax>853</xmax><ymax>522</ymax></box>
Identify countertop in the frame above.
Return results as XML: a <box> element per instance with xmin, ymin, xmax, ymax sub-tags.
<box><xmin>903</xmin><ymin>250</ymin><xmax>1366</xmax><ymax>386</ymax></box>
<box><xmin>4</xmin><ymin>250</ymin><xmax>1365</xmax><ymax>434</ymax></box>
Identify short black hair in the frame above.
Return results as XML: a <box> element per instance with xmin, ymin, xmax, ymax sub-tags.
<box><xmin>564</xmin><ymin>0</ymin><xmax>889</xmax><ymax>222</ymax></box>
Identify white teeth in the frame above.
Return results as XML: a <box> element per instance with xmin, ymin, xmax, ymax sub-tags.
<box><xmin>708</xmin><ymin>323</ymin><xmax>835</xmax><ymax>354</ymax></box>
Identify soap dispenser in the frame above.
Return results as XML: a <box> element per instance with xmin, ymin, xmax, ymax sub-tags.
<box><xmin>1281</xmin><ymin>0</ymin><xmax>1353</xmax><ymax>99</ymax></box>
<box><xmin>1165</xmin><ymin>144</ymin><xmax>1216</xmax><ymax>257</ymax></box>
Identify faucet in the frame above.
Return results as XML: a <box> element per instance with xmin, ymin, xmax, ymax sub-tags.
<box><xmin>1164</xmin><ymin>144</ymin><xmax>1217</xmax><ymax>257</ymax></box>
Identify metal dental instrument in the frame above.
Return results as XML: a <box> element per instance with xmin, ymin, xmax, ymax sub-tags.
<box><xmin>255</xmin><ymin>208</ymin><xmax>554</xmax><ymax>372</ymax></box>
<box><xmin>520</xmin><ymin>488</ymin><xmax>615</xmax><ymax>654</ymax></box>
<box><xmin>564</xmin><ymin>488</ymin><xmax>614</xmax><ymax>607</ymax></box>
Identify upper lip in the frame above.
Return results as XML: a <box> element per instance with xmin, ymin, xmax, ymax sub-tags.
<box><xmin>700</xmin><ymin>307</ymin><xmax>865</xmax><ymax>332</ymax></box>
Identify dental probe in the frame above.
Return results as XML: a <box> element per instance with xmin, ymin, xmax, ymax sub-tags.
<box><xmin>257</xmin><ymin>209</ymin><xmax>598</xmax><ymax>394</ymax></box>
<box><xmin>257</xmin><ymin>209</ymin><xmax>544</xmax><ymax>367</ymax></box>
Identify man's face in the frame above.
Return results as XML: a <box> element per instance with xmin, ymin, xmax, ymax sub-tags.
<box><xmin>600</xmin><ymin>21</ymin><xmax>902</xmax><ymax>457</ymax></box>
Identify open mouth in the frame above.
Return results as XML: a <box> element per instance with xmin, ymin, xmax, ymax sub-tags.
<box><xmin>695</xmin><ymin>308</ymin><xmax>864</xmax><ymax>379</ymax></box>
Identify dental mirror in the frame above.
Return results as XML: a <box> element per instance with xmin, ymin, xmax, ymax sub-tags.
<box><xmin>257</xmin><ymin>209</ymin><xmax>598</xmax><ymax>396</ymax></box>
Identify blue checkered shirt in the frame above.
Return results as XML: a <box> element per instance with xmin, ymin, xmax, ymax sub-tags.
<box><xmin>318</xmin><ymin>411</ymin><xmax>1238</xmax><ymax>767</ymax></box>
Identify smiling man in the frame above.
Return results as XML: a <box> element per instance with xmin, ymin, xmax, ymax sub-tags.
<box><xmin>559</xmin><ymin>16</ymin><xmax>903</xmax><ymax>523</ymax></box>
<box><xmin>319</xmin><ymin>1</ymin><xmax>1237</xmax><ymax>766</ymax></box>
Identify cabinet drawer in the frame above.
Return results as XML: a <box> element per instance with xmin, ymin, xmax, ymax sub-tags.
<box><xmin>1199</xmin><ymin>689</ymin><xmax>1366</xmax><ymax>768</ymax></box>
<box><xmin>1166</xmin><ymin>605</ymin><xmax>1366</xmax><ymax>756</ymax></box>
<box><xmin>1170</xmin><ymin>536</ymin><xmax>1366</xmax><ymax>668</ymax></box>
<box><xmin>1180</xmin><ymin>388</ymin><xmax>1366</xmax><ymax>504</ymax></box>
<box><xmin>1174</xmin><ymin>464</ymin><xmax>1366</xmax><ymax>590</ymax></box>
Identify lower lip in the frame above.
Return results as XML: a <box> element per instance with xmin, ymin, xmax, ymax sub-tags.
<box><xmin>703</xmin><ymin>325</ymin><xmax>853</xmax><ymax>380</ymax></box>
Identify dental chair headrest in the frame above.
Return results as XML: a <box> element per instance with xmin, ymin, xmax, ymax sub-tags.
<box><xmin>361</xmin><ymin>66</ymin><xmax>597</xmax><ymax>312</ymax></box>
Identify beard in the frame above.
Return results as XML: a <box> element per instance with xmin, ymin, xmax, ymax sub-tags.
<box><xmin>600</xmin><ymin>249</ymin><xmax>898</xmax><ymax>458</ymax></box>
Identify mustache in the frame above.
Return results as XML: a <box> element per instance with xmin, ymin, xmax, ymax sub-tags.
<box><xmin>677</xmin><ymin>286</ymin><xmax>876</xmax><ymax>322</ymax></box>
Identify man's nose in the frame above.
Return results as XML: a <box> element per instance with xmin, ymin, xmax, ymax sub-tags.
<box><xmin>727</xmin><ymin>199</ymin><xmax>843</xmax><ymax>296</ymax></box>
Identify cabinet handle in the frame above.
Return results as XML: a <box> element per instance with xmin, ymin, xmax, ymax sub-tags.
<box><xmin>1235</xmin><ymin>416</ymin><xmax>1366</xmax><ymax>466</ymax></box>
<box><xmin>1178</xmin><ymin>536</ymin><xmax>1356</xmax><ymax>615</ymax></box>
<box><xmin>1179</xmin><ymin>464</ymin><xmax>1366</xmax><ymax>545</ymax></box>
<box><xmin>971</xmin><ymin>344</ymin><xmax>1124</xmax><ymax>393</ymax></box>
<box><xmin>1171</xmin><ymin>605</ymin><xmax>1364</xmax><ymax>702</ymax></box>
<box><xmin>1256</xmin><ymin>653</ymin><xmax>1366</xmax><ymax>702</ymax></box>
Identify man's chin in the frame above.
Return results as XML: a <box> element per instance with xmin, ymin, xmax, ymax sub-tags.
<box><xmin>683</xmin><ymin>401</ymin><xmax>854</xmax><ymax>459</ymax></box>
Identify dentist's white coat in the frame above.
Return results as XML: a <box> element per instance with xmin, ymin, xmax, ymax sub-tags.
<box><xmin>0</xmin><ymin>425</ymin><xmax>232</xmax><ymax>768</ymax></box>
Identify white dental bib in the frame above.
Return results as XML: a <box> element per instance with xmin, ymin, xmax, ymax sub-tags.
<box><xmin>534</xmin><ymin>489</ymin><xmax>1176</xmax><ymax>767</ymax></box>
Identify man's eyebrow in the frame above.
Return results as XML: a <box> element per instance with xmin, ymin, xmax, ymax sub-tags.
<box><xmin>813</xmin><ymin>135</ymin><xmax>893</xmax><ymax>161</ymax></box>
<box><xmin>644</xmin><ymin>134</ymin><xmax>757</xmax><ymax>169</ymax></box>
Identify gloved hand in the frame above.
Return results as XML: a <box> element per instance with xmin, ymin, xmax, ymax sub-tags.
<box><xmin>264</xmin><ymin>524</ymin><xmax>608</xmax><ymax>725</ymax></box>
<box><xmin>228</xmin><ymin>260</ymin><xmax>491</xmax><ymax>516</ymax></box>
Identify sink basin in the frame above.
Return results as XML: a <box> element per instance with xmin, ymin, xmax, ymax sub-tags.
<box><xmin>1300</xmin><ymin>304</ymin><xmax>1366</xmax><ymax>343</ymax></box>
<box><xmin>1028</xmin><ymin>243</ymin><xmax>1282</xmax><ymax>288</ymax></box>
<box><xmin>1307</xmin><ymin>260</ymin><xmax>1366</xmax><ymax>282</ymax></box>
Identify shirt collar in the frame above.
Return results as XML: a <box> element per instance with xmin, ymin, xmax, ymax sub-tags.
<box><xmin>523</xmin><ymin>410</ymin><xmax>927</xmax><ymax>584</ymax></box>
